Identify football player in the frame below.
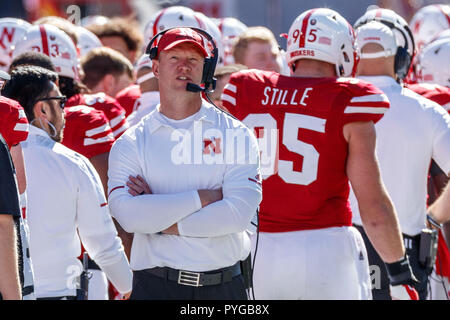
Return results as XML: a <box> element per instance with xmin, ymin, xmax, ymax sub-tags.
<box><xmin>222</xmin><ymin>8</ymin><xmax>417</xmax><ymax>300</ymax></box>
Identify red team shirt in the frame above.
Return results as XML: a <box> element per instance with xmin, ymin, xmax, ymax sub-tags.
<box><xmin>115</xmin><ymin>84</ymin><xmax>141</xmax><ymax>118</ymax></box>
<box><xmin>62</xmin><ymin>105</ymin><xmax>115</xmax><ymax>159</ymax></box>
<box><xmin>0</xmin><ymin>96</ymin><xmax>29</xmax><ymax>149</ymax></box>
<box><xmin>67</xmin><ymin>93</ymin><xmax>129</xmax><ymax>138</ymax></box>
<box><xmin>222</xmin><ymin>70</ymin><xmax>389</xmax><ymax>232</ymax></box>
<box><xmin>408</xmin><ymin>83</ymin><xmax>450</xmax><ymax>113</ymax></box>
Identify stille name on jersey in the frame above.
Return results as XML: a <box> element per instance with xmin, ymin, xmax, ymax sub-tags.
<box><xmin>261</xmin><ymin>87</ymin><xmax>314</xmax><ymax>107</ymax></box>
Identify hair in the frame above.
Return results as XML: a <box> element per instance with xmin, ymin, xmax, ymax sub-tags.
<box><xmin>9</xmin><ymin>52</ymin><xmax>56</xmax><ymax>73</ymax></box>
<box><xmin>214</xmin><ymin>64</ymin><xmax>248</xmax><ymax>79</ymax></box>
<box><xmin>232</xmin><ymin>26</ymin><xmax>279</xmax><ymax>65</ymax></box>
<box><xmin>59</xmin><ymin>76</ymin><xmax>90</xmax><ymax>98</ymax></box>
<box><xmin>87</xmin><ymin>17</ymin><xmax>143</xmax><ymax>52</ymax></box>
<box><xmin>2</xmin><ymin>66</ymin><xmax>59</xmax><ymax>122</ymax></box>
<box><xmin>81</xmin><ymin>47</ymin><xmax>134</xmax><ymax>89</ymax></box>
<box><xmin>33</xmin><ymin>16</ymin><xmax>79</xmax><ymax>44</ymax></box>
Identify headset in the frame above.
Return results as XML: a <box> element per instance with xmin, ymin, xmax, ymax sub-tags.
<box><xmin>355</xmin><ymin>18</ymin><xmax>415</xmax><ymax>80</ymax></box>
<box><xmin>145</xmin><ymin>27</ymin><xmax>218</xmax><ymax>93</ymax></box>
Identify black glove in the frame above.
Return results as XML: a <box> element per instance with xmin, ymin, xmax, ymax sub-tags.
<box><xmin>385</xmin><ymin>255</ymin><xmax>420</xmax><ymax>300</ymax></box>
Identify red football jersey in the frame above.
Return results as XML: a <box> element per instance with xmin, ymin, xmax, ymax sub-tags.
<box><xmin>222</xmin><ymin>70</ymin><xmax>390</xmax><ymax>232</ymax></box>
<box><xmin>67</xmin><ymin>93</ymin><xmax>129</xmax><ymax>138</ymax></box>
<box><xmin>62</xmin><ymin>105</ymin><xmax>115</xmax><ymax>159</ymax></box>
<box><xmin>115</xmin><ymin>84</ymin><xmax>141</xmax><ymax>118</ymax></box>
<box><xmin>407</xmin><ymin>83</ymin><xmax>450</xmax><ymax>113</ymax></box>
<box><xmin>0</xmin><ymin>96</ymin><xmax>29</xmax><ymax>149</ymax></box>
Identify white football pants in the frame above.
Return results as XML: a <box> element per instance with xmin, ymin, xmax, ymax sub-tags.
<box><xmin>250</xmin><ymin>226</ymin><xmax>372</xmax><ymax>300</ymax></box>
<box><xmin>87</xmin><ymin>269</ymin><xmax>109</xmax><ymax>300</ymax></box>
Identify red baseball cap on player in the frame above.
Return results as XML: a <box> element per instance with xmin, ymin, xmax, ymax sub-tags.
<box><xmin>157</xmin><ymin>27</ymin><xmax>208</xmax><ymax>57</ymax></box>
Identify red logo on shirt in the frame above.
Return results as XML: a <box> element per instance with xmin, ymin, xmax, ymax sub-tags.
<box><xmin>203</xmin><ymin>138</ymin><xmax>222</xmax><ymax>154</ymax></box>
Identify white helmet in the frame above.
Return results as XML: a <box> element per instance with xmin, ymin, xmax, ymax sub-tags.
<box><xmin>76</xmin><ymin>26</ymin><xmax>102</xmax><ymax>57</ymax></box>
<box><xmin>433</xmin><ymin>29</ymin><xmax>450</xmax><ymax>43</ymax></box>
<box><xmin>135</xmin><ymin>54</ymin><xmax>153</xmax><ymax>84</ymax></box>
<box><xmin>354</xmin><ymin>8</ymin><xmax>415</xmax><ymax>80</ymax></box>
<box><xmin>0</xmin><ymin>18</ymin><xmax>32</xmax><ymax>71</ymax></box>
<box><xmin>416</xmin><ymin>38</ymin><xmax>450</xmax><ymax>87</ymax></box>
<box><xmin>143</xmin><ymin>6</ymin><xmax>202</xmax><ymax>46</ymax></box>
<box><xmin>410</xmin><ymin>4</ymin><xmax>450</xmax><ymax>51</ymax></box>
<box><xmin>13</xmin><ymin>24</ymin><xmax>79</xmax><ymax>80</ymax></box>
<box><xmin>287</xmin><ymin>8</ymin><xmax>359</xmax><ymax>77</ymax></box>
<box><xmin>193</xmin><ymin>12</ymin><xmax>224</xmax><ymax>66</ymax></box>
<box><xmin>215</xmin><ymin>17</ymin><xmax>248</xmax><ymax>65</ymax></box>
<box><xmin>80</xmin><ymin>15</ymin><xmax>110</xmax><ymax>28</ymax></box>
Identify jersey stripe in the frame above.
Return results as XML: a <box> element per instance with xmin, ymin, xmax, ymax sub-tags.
<box><xmin>84</xmin><ymin>135</ymin><xmax>114</xmax><ymax>146</ymax></box>
<box><xmin>344</xmin><ymin>106</ymin><xmax>389</xmax><ymax>114</ymax></box>
<box><xmin>14</xmin><ymin>123</ymin><xmax>29</xmax><ymax>132</ymax></box>
<box><xmin>85</xmin><ymin>123</ymin><xmax>112</xmax><ymax>137</ymax></box>
<box><xmin>350</xmin><ymin>94</ymin><xmax>389</xmax><ymax>103</ymax></box>
<box><xmin>112</xmin><ymin>124</ymin><xmax>129</xmax><ymax>138</ymax></box>
<box><xmin>221</xmin><ymin>93</ymin><xmax>236</xmax><ymax>106</ymax></box>
<box><xmin>109</xmin><ymin>113</ymin><xmax>127</xmax><ymax>128</ymax></box>
<box><xmin>224</xmin><ymin>83</ymin><xmax>237</xmax><ymax>93</ymax></box>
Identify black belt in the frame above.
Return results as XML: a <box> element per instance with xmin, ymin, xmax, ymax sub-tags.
<box><xmin>143</xmin><ymin>262</ymin><xmax>241</xmax><ymax>287</ymax></box>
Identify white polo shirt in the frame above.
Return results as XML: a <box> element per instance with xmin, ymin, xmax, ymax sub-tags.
<box><xmin>351</xmin><ymin>76</ymin><xmax>450</xmax><ymax>236</ymax></box>
<box><xmin>23</xmin><ymin>126</ymin><xmax>132</xmax><ymax>298</ymax></box>
<box><xmin>108</xmin><ymin>100</ymin><xmax>262</xmax><ymax>272</ymax></box>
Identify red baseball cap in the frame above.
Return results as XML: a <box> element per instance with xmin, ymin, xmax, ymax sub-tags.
<box><xmin>157</xmin><ymin>27</ymin><xmax>208</xmax><ymax>57</ymax></box>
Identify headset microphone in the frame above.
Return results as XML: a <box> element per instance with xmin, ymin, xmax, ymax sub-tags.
<box><xmin>186</xmin><ymin>79</ymin><xmax>217</xmax><ymax>93</ymax></box>
<box><xmin>186</xmin><ymin>83</ymin><xmax>203</xmax><ymax>93</ymax></box>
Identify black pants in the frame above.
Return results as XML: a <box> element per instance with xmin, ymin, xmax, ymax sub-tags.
<box><xmin>354</xmin><ymin>225</ymin><xmax>428</xmax><ymax>300</ymax></box>
<box><xmin>130</xmin><ymin>269</ymin><xmax>248</xmax><ymax>300</ymax></box>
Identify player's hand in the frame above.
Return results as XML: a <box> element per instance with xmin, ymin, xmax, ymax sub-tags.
<box><xmin>198</xmin><ymin>189</ymin><xmax>223</xmax><ymax>207</ymax></box>
<box><xmin>127</xmin><ymin>175</ymin><xmax>152</xmax><ymax>196</ymax></box>
<box><xmin>121</xmin><ymin>291</ymin><xmax>132</xmax><ymax>300</ymax></box>
<box><xmin>385</xmin><ymin>255</ymin><xmax>420</xmax><ymax>300</ymax></box>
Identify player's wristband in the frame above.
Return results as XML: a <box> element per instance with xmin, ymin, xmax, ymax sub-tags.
<box><xmin>426</xmin><ymin>213</ymin><xmax>442</xmax><ymax>230</ymax></box>
<box><xmin>385</xmin><ymin>255</ymin><xmax>418</xmax><ymax>286</ymax></box>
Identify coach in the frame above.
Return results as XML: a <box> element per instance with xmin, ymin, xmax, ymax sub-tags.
<box><xmin>108</xmin><ymin>27</ymin><xmax>262</xmax><ymax>300</ymax></box>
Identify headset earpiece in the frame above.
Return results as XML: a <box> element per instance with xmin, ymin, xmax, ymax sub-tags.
<box><xmin>394</xmin><ymin>46</ymin><xmax>410</xmax><ymax>80</ymax></box>
<box><xmin>149</xmin><ymin>47</ymin><xmax>158</xmax><ymax>60</ymax></box>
